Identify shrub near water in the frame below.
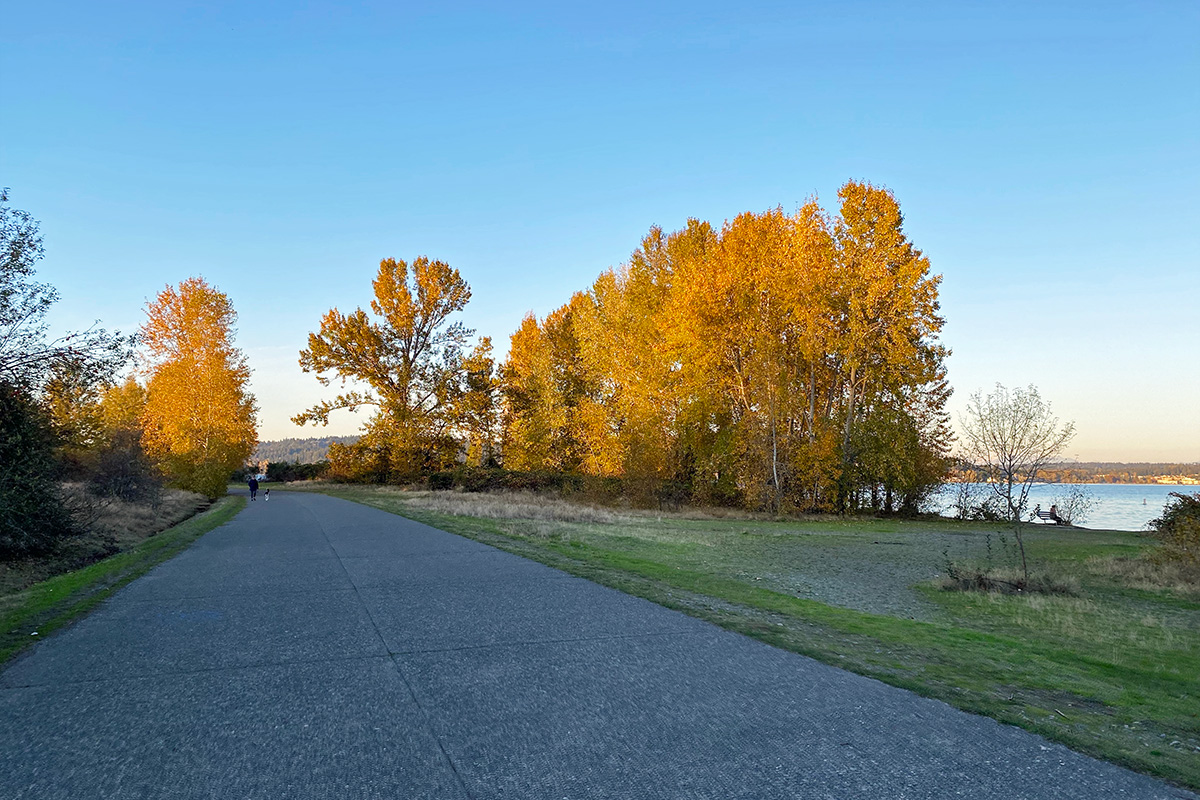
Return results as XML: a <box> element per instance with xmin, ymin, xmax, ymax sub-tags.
<box><xmin>939</xmin><ymin>563</ymin><xmax>1079</xmax><ymax>596</ymax></box>
<box><xmin>1150</xmin><ymin>492</ymin><xmax>1200</xmax><ymax>564</ymax></box>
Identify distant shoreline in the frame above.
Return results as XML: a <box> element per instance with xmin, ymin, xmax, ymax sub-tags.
<box><xmin>952</xmin><ymin>462</ymin><xmax>1200</xmax><ymax>486</ymax></box>
<box><xmin>947</xmin><ymin>478</ymin><xmax>1199</xmax><ymax>486</ymax></box>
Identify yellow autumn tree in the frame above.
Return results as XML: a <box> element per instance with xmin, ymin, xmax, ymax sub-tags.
<box><xmin>294</xmin><ymin>257</ymin><xmax>475</xmax><ymax>481</ymax></box>
<box><xmin>500</xmin><ymin>295</ymin><xmax>598</xmax><ymax>473</ymax></box>
<box><xmin>576</xmin><ymin>223</ymin><xmax>711</xmax><ymax>489</ymax></box>
<box><xmin>139</xmin><ymin>277</ymin><xmax>258</xmax><ymax>499</ymax></box>
<box><xmin>88</xmin><ymin>376</ymin><xmax>160</xmax><ymax>501</ymax></box>
<box><xmin>99</xmin><ymin>377</ymin><xmax>149</xmax><ymax>432</ymax></box>
<box><xmin>498</xmin><ymin>180</ymin><xmax>951</xmax><ymax>513</ymax></box>
<box><xmin>829</xmin><ymin>181</ymin><xmax>949</xmax><ymax>509</ymax></box>
<box><xmin>454</xmin><ymin>337</ymin><xmax>500</xmax><ymax>467</ymax></box>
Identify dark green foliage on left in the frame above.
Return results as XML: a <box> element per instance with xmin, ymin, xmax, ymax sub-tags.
<box><xmin>0</xmin><ymin>383</ymin><xmax>75</xmax><ymax>557</ymax></box>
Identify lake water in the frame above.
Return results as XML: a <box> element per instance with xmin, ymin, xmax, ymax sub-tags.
<box><xmin>932</xmin><ymin>483</ymin><xmax>1198</xmax><ymax>532</ymax></box>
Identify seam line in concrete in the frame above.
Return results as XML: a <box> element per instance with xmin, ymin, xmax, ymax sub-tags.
<box><xmin>392</xmin><ymin>627</ymin><xmax>700</xmax><ymax>657</ymax></box>
<box><xmin>300</xmin><ymin>493</ymin><xmax>477</xmax><ymax>800</ymax></box>
<box><xmin>112</xmin><ymin>585</ymin><xmax>362</xmax><ymax>604</ymax></box>
<box><xmin>0</xmin><ymin>651</ymin><xmax>394</xmax><ymax>690</ymax></box>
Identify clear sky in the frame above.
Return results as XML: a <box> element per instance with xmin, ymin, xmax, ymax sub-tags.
<box><xmin>4</xmin><ymin>1</ymin><xmax>1197</xmax><ymax>461</ymax></box>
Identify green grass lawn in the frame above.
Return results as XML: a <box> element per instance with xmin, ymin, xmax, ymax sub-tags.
<box><xmin>0</xmin><ymin>496</ymin><xmax>245</xmax><ymax>666</ymax></box>
<box><xmin>302</xmin><ymin>485</ymin><xmax>1200</xmax><ymax>791</ymax></box>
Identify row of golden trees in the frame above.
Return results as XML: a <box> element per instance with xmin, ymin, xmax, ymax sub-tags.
<box><xmin>2</xmin><ymin>183</ymin><xmax>256</xmax><ymax>555</ymax></box>
<box><xmin>300</xmin><ymin>181</ymin><xmax>952</xmax><ymax>513</ymax></box>
<box><xmin>42</xmin><ymin>278</ymin><xmax>256</xmax><ymax>501</ymax></box>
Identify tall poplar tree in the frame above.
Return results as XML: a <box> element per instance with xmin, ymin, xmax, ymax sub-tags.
<box><xmin>139</xmin><ymin>277</ymin><xmax>258</xmax><ymax>499</ymax></box>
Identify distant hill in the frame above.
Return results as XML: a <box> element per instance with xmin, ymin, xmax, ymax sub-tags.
<box><xmin>1039</xmin><ymin>462</ymin><xmax>1200</xmax><ymax>484</ymax></box>
<box><xmin>951</xmin><ymin>460</ymin><xmax>1200</xmax><ymax>485</ymax></box>
<box><xmin>254</xmin><ymin>436</ymin><xmax>359</xmax><ymax>464</ymax></box>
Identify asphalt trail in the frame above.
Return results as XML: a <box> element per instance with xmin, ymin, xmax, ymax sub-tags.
<box><xmin>1</xmin><ymin>491</ymin><xmax>1192</xmax><ymax>799</ymax></box>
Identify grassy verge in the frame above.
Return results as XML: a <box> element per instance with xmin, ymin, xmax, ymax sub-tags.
<box><xmin>303</xmin><ymin>485</ymin><xmax>1200</xmax><ymax>792</ymax></box>
<box><xmin>0</xmin><ymin>488</ymin><xmax>211</xmax><ymax>596</ymax></box>
<box><xmin>0</xmin><ymin>496</ymin><xmax>246</xmax><ymax>666</ymax></box>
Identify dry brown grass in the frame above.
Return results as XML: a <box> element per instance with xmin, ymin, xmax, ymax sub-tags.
<box><xmin>0</xmin><ymin>486</ymin><xmax>209</xmax><ymax>596</ymax></box>
<box><xmin>72</xmin><ymin>486</ymin><xmax>208</xmax><ymax>546</ymax></box>
<box><xmin>300</xmin><ymin>481</ymin><xmax>825</xmax><ymax>526</ymax></box>
<box><xmin>1086</xmin><ymin>554</ymin><xmax>1200</xmax><ymax>597</ymax></box>
<box><xmin>377</xmin><ymin>488</ymin><xmax>624</xmax><ymax>525</ymax></box>
<box><xmin>313</xmin><ymin>485</ymin><xmax>850</xmax><ymax>549</ymax></box>
<box><xmin>937</xmin><ymin>565</ymin><xmax>1080</xmax><ymax>597</ymax></box>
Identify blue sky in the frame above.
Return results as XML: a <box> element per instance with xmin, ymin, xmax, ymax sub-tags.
<box><xmin>4</xmin><ymin>1</ymin><xmax>1197</xmax><ymax>460</ymax></box>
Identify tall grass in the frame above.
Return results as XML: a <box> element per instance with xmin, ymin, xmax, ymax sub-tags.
<box><xmin>356</xmin><ymin>488</ymin><xmax>623</xmax><ymax>524</ymax></box>
<box><xmin>1</xmin><ymin>486</ymin><xmax>209</xmax><ymax>596</ymax></box>
<box><xmin>1087</xmin><ymin>554</ymin><xmax>1200</xmax><ymax>597</ymax></box>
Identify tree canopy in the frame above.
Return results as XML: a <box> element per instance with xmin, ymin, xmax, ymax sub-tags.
<box><xmin>502</xmin><ymin>181</ymin><xmax>952</xmax><ymax>512</ymax></box>
<box><xmin>139</xmin><ymin>277</ymin><xmax>258</xmax><ymax>499</ymax></box>
<box><xmin>293</xmin><ymin>183</ymin><xmax>953</xmax><ymax>513</ymax></box>
<box><xmin>295</xmin><ymin>257</ymin><xmax>484</xmax><ymax>480</ymax></box>
<box><xmin>0</xmin><ymin>189</ymin><xmax>130</xmax><ymax>390</ymax></box>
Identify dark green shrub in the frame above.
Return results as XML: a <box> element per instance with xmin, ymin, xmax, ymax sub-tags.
<box><xmin>0</xmin><ymin>383</ymin><xmax>76</xmax><ymax>557</ymax></box>
<box><xmin>424</xmin><ymin>467</ymin><xmax>589</xmax><ymax>495</ymax></box>
<box><xmin>1150</xmin><ymin>492</ymin><xmax>1200</xmax><ymax>564</ymax></box>
<box><xmin>229</xmin><ymin>465</ymin><xmax>254</xmax><ymax>483</ymax></box>
<box><xmin>654</xmin><ymin>480</ymin><xmax>691</xmax><ymax>511</ymax></box>
<box><xmin>428</xmin><ymin>471</ymin><xmax>455</xmax><ymax>490</ymax></box>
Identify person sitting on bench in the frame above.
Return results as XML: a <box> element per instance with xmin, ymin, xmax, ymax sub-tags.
<box><xmin>1033</xmin><ymin>504</ymin><xmax>1063</xmax><ymax>524</ymax></box>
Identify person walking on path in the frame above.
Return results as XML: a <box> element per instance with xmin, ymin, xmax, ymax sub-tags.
<box><xmin>247</xmin><ymin>475</ymin><xmax>258</xmax><ymax>501</ymax></box>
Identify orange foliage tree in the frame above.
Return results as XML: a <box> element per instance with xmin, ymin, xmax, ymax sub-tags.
<box><xmin>139</xmin><ymin>277</ymin><xmax>258</xmax><ymax>499</ymax></box>
<box><xmin>294</xmin><ymin>257</ymin><xmax>493</xmax><ymax>481</ymax></box>
<box><xmin>501</xmin><ymin>181</ymin><xmax>951</xmax><ymax>513</ymax></box>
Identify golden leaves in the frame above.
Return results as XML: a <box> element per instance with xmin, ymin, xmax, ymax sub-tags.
<box><xmin>500</xmin><ymin>180</ymin><xmax>952</xmax><ymax>512</ymax></box>
<box><xmin>138</xmin><ymin>277</ymin><xmax>257</xmax><ymax>498</ymax></box>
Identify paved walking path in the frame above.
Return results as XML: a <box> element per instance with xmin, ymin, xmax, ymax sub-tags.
<box><xmin>1</xmin><ymin>492</ymin><xmax>1192</xmax><ymax>799</ymax></box>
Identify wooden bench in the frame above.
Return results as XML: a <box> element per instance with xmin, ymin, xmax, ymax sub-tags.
<box><xmin>1034</xmin><ymin>506</ymin><xmax>1064</xmax><ymax>525</ymax></box>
